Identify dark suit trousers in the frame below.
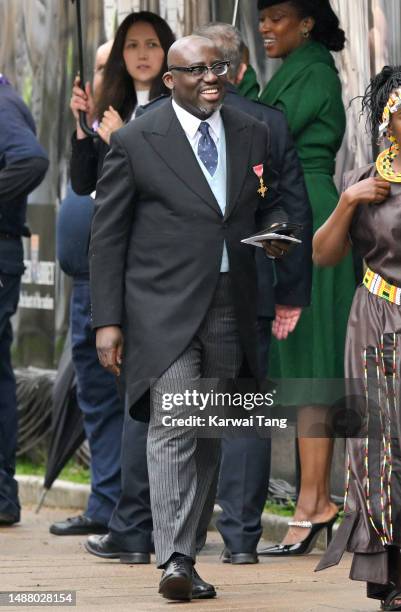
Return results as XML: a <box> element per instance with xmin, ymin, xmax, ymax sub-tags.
<box><xmin>107</xmin><ymin>413</ymin><xmax>153</xmax><ymax>551</ymax></box>
<box><xmin>71</xmin><ymin>280</ymin><xmax>124</xmax><ymax>524</ymax></box>
<box><xmin>0</xmin><ymin>273</ymin><xmax>21</xmax><ymax>520</ymax></box>
<box><xmin>216</xmin><ymin>318</ymin><xmax>272</xmax><ymax>553</ymax></box>
<box><xmin>147</xmin><ymin>274</ymin><xmax>243</xmax><ymax>567</ymax></box>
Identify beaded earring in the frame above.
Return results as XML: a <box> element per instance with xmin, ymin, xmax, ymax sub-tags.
<box><xmin>386</xmin><ymin>134</ymin><xmax>399</xmax><ymax>161</ymax></box>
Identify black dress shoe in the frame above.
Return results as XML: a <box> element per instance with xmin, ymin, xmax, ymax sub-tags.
<box><xmin>0</xmin><ymin>512</ymin><xmax>19</xmax><ymax>526</ymax></box>
<box><xmin>85</xmin><ymin>533</ymin><xmax>151</xmax><ymax>564</ymax></box>
<box><xmin>222</xmin><ymin>548</ymin><xmax>258</xmax><ymax>564</ymax></box>
<box><xmin>49</xmin><ymin>514</ymin><xmax>108</xmax><ymax>536</ymax></box>
<box><xmin>192</xmin><ymin>567</ymin><xmax>216</xmax><ymax>599</ymax></box>
<box><xmin>158</xmin><ymin>556</ymin><xmax>193</xmax><ymax>601</ymax></box>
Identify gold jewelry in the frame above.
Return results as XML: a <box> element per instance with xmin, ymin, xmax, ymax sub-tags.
<box><xmin>376</xmin><ymin>143</ymin><xmax>401</xmax><ymax>183</ymax></box>
<box><xmin>257</xmin><ymin>178</ymin><xmax>268</xmax><ymax>198</ymax></box>
<box><xmin>379</xmin><ymin>87</ymin><xmax>401</xmax><ymax>138</ymax></box>
<box><xmin>302</xmin><ymin>29</ymin><xmax>310</xmax><ymax>38</ymax></box>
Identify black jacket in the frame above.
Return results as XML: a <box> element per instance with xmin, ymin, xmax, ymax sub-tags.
<box><xmin>70</xmin><ymin>133</ymin><xmax>108</xmax><ymax>196</ymax></box>
<box><xmin>0</xmin><ymin>83</ymin><xmax>48</xmax><ymax>273</ymax></box>
<box><xmin>89</xmin><ymin>102</ymin><xmax>287</xmax><ymax>418</ymax></box>
<box><xmin>136</xmin><ymin>86</ymin><xmax>313</xmax><ymax>317</ymax></box>
<box><xmin>72</xmin><ymin>86</ymin><xmax>312</xmax><ymax>318</ymax></box>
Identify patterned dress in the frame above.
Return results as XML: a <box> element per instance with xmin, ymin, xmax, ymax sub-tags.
<box><xmin>316</xmin><ymin>163</ymin><xmax>401</xmax><ymax>601</ymax></box>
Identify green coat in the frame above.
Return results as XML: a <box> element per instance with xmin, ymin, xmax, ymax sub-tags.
<box><xmin>260</xmin><ymin>41</ymin><xmax>355</xmax><ymax>381</ymax></box>
<box><xmin>237</xmin><ymin>65</ymin><xmax>260</xmax><ymax>101</ymax></box>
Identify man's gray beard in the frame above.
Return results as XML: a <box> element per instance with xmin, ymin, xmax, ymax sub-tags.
<box><xmin>198</xmin><ymin>102</ymin><xmax>223</xmax><ymax>118</ymax></box>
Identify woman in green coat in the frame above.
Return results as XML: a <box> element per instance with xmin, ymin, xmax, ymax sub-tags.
<box><xmin>257</xmin><ymin>0</ymin><xmax>355</xmax><ymax>555</ymax></box>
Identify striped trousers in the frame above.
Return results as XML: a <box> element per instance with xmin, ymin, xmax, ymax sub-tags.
<box><xmin>148</xmin><ymin>274</ymin><xmax>243</xmax><ymax>567</ymax></box>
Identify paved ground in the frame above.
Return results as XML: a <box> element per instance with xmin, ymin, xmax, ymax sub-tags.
<box><xmin>0</xmin><ymin>507</ymin><xmax>380</xmax><ymax>612</ymax></box>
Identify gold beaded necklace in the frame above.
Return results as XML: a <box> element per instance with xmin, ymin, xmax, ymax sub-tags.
<box><xmin>376</xmin><ymin>143</ymin><xmax>401</xmax><ymax>183</ymax></box>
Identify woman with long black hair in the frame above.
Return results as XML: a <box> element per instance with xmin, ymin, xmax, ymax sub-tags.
<box><xmin>70</xmin><ymin>11</ymin><xmax>175</xmax><ymax>192</ymax></box>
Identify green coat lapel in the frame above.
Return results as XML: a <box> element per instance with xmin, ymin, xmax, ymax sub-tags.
<box><xmin>259</xmin><ymin>41</ymin><xmax>337</xmax><ymax>106</ymax></box>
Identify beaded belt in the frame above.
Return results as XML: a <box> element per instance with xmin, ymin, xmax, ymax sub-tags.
<box><xmin>363</xmin><ymin>267</ymin><xmax>401</xmax><ymax>305</ymax></box>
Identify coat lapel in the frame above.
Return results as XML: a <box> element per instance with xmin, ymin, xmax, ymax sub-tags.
<box><xmin>222</xmin><ymin>105</ymin><xmax>253</xmax><ymax>220</ymax></box>
<box><xmin>142</xmin><ymin>102</ymin><xmax>222</xmax><ymax>217</ymax></box>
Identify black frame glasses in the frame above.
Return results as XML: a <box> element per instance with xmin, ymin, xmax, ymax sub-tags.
<box><xmin>168</xmin><ymin>60</ymin><xmax>230</xmax><ymax>78</ymax></box>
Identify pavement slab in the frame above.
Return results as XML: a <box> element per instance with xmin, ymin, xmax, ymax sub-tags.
<box><xmin>0</xmin><ymin>507</ymin><xmax>380</xmax><ymax>612</ymax></box>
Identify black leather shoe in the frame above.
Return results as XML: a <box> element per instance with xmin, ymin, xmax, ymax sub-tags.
<box><xmin>158</xmin><ymin>556</ymin><xmax>193</xmax><ymax>601</ymax></box>
<box><xmin>49</xmin><ymin>514</ymin><xmax>108</xmax><ymax>536</ymax></box>
<box><xmin>222</xmin><ymin>549</ymin><xmax>258</xmax><ymax>564</ymax></box>
<box><xmin>85</xmin><ymin>533</ymin><xmax>151</xmax><ymax>564</ymax></box>
<box><xmin>0</xmin><ymin>512</ymin><xmax>19</xmax><ymax>526</ymax></box>
<box><xmin>192</xmin><ymin>567</ymin><xmax>216</xmax><ymax>599</ymax></box>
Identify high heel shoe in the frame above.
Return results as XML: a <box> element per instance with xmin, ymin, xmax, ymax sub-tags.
<box><xmin>382</xmin><ymin>589</ymin><xmax>401</xmax><ymax>611</ymax></box>
<box><xmin>258</xmin><ymin>513</ymin><xmax>339</xmax><ymax>557</ymax></box>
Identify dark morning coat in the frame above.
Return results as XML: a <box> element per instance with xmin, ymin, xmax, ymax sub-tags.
<box><xmin>89</xmin><ymin>101</ymin><xmax>287</xmax><ymax>419</ymax></box>
<box><xmin>137</xmin><ymin>86</ymin><xmax>313</xmax><ymax>318</ymax></box>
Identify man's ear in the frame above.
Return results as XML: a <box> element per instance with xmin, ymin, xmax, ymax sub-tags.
<box><xmin>235</xmin><ymin>62</ymin><xmax>248</xmax><ymax>86</ymax></box>
<box><xmin>163</xmin><ymin>71</ymin><xmax>174</xmax><ymax>91</ymax></box>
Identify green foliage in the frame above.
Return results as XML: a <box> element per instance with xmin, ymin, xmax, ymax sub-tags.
<box><xmin>264</xmin><ymin>500</ymin><xmax>296</xmax><ymax>517</ymax></box>
<box><xmin>16</xmin><ymin>457</ymin><xmax>90</xmax><ymax>485</ymax></box>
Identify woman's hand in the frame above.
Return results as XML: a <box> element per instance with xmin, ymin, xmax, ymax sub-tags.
<box><xmin>313</xmin><ymin>176</ymin><xmax>390</xmax><ymax>268</ymax></box>
<box><xmin>97</xmin><ymin>106</ymin><xmax>124</xmax><ymax>145</ymax></box>
<box><xmin>70</xmin><ymin>75</ymin><xmax>95</xmax><ymax>139</ymax></box>
<box><xmin>344</xmin><ymin>176</ymin><xmax>390</xmax><ymax>207</ymax></box>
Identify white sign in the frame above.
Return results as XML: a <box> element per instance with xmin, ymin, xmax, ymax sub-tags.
<box><xmin>22</xmin><ymin>261</ymin><xmax>55</xmax><ymax>286</ymax></box>
<box><xmin>19</xmin><ymin>291</ymin><xmax>54</xmax><ymax>311</ymax></box>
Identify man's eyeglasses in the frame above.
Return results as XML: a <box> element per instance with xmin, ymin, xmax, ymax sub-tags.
<box><xmin>168</xmin><ymin>61</ymin><xmax>230</xmax><ymax>78</ymax></box>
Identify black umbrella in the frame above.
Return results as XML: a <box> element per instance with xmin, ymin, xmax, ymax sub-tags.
<box><xmin>36</xmin><ymin>0</ymin><xmax>98</xmax><ymax>512</ymax></box>
<box><xmin>35</xmin><ymin>335</ymin><xmax>85</xmax><ymax>513</ymax></box>
<box><xmin>71</xmin><ymin>0</ymin><xmax>96</xmax><ymax>138</ymax></box>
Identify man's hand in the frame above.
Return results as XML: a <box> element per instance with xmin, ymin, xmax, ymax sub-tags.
<box><xmin>262</xmin><ymin>239</ymin><xmax>292</xmax><ymax>259</ymax></box>
<box><xmin>96</xmin><ymin>325</ymin><xmax>123</xmax><ymax>376</ymax></box>
<box><xmin>97</xmin><ymin>106</ymin><xmax>124</xmax><ymax>145</ymax></box>
<box><xmin>272</xmin><ymin>305</ymin><xmax>302</xmax><ymax>340</ymax></box>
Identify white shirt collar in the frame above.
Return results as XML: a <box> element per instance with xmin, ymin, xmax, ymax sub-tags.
<box><xmin>172</xmin><ymin>99</ymin><xmax>222</xmax><ymax>142</ymax></box>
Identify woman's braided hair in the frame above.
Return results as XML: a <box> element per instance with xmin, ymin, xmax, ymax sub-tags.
<box><xmin>361</xmin><ymin>65</ymin><xmax>401</xmax><ymax>136</ymax></box>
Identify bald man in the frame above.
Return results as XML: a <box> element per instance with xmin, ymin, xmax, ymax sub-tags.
<box><xmin>90</xmin><ymin>36</ymin><xmax>289</xmax><ymax>601</ymax></box>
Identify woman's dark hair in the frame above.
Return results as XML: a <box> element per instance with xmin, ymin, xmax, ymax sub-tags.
<box><xmin>96</xmin><ymin>11</ymin><xmax>175</xmax><ymax>122</ymax></box>
<box><xmin>292</xmin><ymin>0</ymin><xmax>345</xmax><ymax>51</ymax></box>
<box><xmin>361</xmin><ymin>65</ymin><xmax>401</xmax><ymax>136</ymax></box>
<box><xmin>257</xmin><ymin>0</ymin><xmax>345</xmax><ymax>52</ymax></box>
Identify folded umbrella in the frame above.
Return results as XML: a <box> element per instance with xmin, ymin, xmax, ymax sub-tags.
<box><xmin>36</xmin><ymin>333</ymin><xmax>85</xmax><ymax>513</ymax></box>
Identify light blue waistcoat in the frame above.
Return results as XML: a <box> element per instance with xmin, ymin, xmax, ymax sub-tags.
<box><xmin>193</xmin><ymin>126</ymin><xmax>229</xmax><ymax>272</ymax></box>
